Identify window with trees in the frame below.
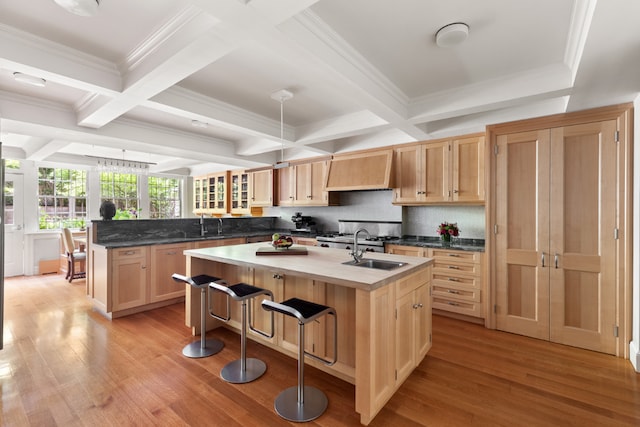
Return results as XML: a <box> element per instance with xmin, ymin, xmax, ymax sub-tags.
<box><xmin>38</xmin><ymin>167</ymin><xmax>87</xmax><ymax>229</ymax></box>
<box><xmin>100</xmin><ymin>172</ymin><xmax>139</xmax><ymax>218</ymax></box>
<box><xmin>148</xmin><ymin>176</ymin><xmax>181</xmax><ymax>218</ymax></box>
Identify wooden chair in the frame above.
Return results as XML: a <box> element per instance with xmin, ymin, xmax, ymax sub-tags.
<box><xmin>62</xmin><ymin>228</ymin><xmax>86</xmax><ymax>282</ymax></box>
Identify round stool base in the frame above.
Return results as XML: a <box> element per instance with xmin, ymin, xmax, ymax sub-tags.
<box><xmin>221</xmin><ymin>358</ymin><xmax>266</xmax><ymax>383</ymax></box>
<box><xmin>182</xmin><ymin>339</ymin><xmax>224</xmax><ymax>358</ymax></box>
<box><xmin>274</xmin><ymin>386</ymin><xmax>328</xmax><ymax>422</ymax></box>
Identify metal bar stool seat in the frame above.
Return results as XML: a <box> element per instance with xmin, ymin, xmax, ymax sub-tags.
<box><xmin>261</xmin><ymin>297</ymin><xmax>337</xmax><ymax>422</ymax></box>
<box><xmin>209</xmin><ymin>282</ymin><xmax>274</xmax><ymax>383</ymax></box>
<box><xmin>171</xmin><ymin>273</ymin><xmax>225</xmax><ymax>358</ymax></box>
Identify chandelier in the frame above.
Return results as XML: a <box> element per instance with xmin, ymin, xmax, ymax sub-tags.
<box><xmin>87</xmin><ymin>150</ymin><xmax>155</xmax><ymax>175</ymax></box>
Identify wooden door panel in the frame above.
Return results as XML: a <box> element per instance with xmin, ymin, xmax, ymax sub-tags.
<box><xmin>549</xmin><ymin>121</ymin><xmax>617</xmax><ymax>354</ymax></box>
<box><xmin>423</xmin><ymin>142</ymin><xmax>449</xmax><ymax>202</ymax></box>
<box><xmin>393</xmin><ymin>146</ymin><xmax>421</xmax><ymax>203</ymax></box>
<box><xmin>452</xmin><ymin>136</ymin><xmax>484</xmax><ymax>202</ymax></box>
<box><xmin>495</xmin><ymin>130</ymin><xmax>550</xmax><ymax>340</ymax></box>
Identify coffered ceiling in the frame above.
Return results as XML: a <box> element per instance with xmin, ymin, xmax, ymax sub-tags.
<box><xmin>0</xmin><ymin>0</ymin><xmax>639</xmax><ymax>175</ymax></box>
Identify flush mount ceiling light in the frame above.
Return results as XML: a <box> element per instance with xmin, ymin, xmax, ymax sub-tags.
<box><xmin>270</xmin><ymin>89</ymin><xmax>293</xmax><ymax>170</ymax></box>
<box><xmin>13</xmin><ymin>72</ymin><xmax>46</xmax><ymax>87</ymax></box>
<box><xmin>53</xmin><ymin>0</ymin><xmax>100</xmax><ymax>17</ymax></box>
<box><xmin>435</xmin><ymin>22</ymin><xmax>469</xmax><ymax>48</ymax></box>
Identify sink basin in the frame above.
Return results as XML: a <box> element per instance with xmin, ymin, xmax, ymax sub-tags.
<box><xmin>342</xmin><ymin>259</ymin><xmax>407</xmax><ymax>270</ymax></box>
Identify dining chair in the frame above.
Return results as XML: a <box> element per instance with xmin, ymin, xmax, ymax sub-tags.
<box><xmin>62</xmin><ymin>228</ymin><xmax>86</xmax><ymax>282</ymax></box>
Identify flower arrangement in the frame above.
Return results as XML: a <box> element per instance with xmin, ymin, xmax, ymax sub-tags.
<box><xmin>437</xmin><ymin>222</ymin><xmax>460</xmax><ymax>242</ymax></box>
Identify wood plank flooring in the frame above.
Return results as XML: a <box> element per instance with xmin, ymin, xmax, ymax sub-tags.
<box><xmin>1</xmin><ymin>274</ymin><xmax>639</xmax><ymax>426</ymax></box>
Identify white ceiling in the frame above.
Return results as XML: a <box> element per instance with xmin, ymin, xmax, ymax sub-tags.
<box><xmin>1</xmin><ymin>0</ymin><xmax>639</xmax><ymax>175</ymax></box>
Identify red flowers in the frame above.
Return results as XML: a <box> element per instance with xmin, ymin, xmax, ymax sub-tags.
<box><xmin>437</xmin><ymin>222</ymin><xmax>460</xmax><ymax>237</ymax></box>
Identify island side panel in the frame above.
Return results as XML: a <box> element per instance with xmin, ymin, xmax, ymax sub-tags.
<box><xmin>355</xmin><ymin>284</ymin><xmax>396</xmax><ymax>425</ymax></box>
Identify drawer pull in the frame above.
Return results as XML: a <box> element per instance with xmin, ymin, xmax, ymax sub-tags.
<box><xmin>447</xmin><ymin>290</ymin><xmax>460</xmax><ymax>294</ymax></box>
<box><xmin>447</xmin><ymin>278</ymin><xmax>459</xmax><ymax>282</ymax></box>
<box><xmin>124</xmin><ymin>251</ymin><xmax>135</xmax><ymax>255</ymax></box>
<box><xmin>273</xmin><ymin>273</ymin><xmax>283</xmax><ymax>279</ymax></box>
<box><xmin>447</xmin><ymin>266</ymin><xmax>460</xmax><ymax>270</ymax></box>
<box><xmin>166</xmin><ymin>251</ymin><xmax>177</xmax><ymax>255</ymax></box>
<box><xmin>447</xmin><ymin>302</ymin><xmax>459</xmax><ymax>306</ymax></box>
<box><xmin>447</xmin><ymin>254</ymin><xmax>460</xmax><ymax>257</ymax></box>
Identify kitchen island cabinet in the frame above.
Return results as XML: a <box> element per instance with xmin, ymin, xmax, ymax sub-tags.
<box><xmin>184</xmin><ymin>242</ymin><xmax>432</xmax><ymax>425</ymax></box>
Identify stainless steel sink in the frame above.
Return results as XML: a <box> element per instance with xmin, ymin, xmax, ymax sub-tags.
<box><xmin>342</xmin><ymin>259</ymin><xmax>407</xmax><ymax>270</ymax></box>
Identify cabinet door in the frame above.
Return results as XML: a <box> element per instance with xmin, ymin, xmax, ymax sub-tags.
<box><xmin>111</xmin><ymin>248</ymin><xmax>148</xmax><ymax>311</ymax></box>
<box><xmin>393</xmin><ymin>145</ymin><xmax>422</xmax><ymax>203</ymax></box>
<box><xmin>250</xmin><ymin>169</ymin><xmax>273</xmax><ymax>206</ymax></box>
<box><xmin>548</xmin><ymin>122</ymin><xmax>617</xmax><ymax>354</ymax></box>
<box><xmin>149</xmin><ymin>243</ymin><xmax>187</xmax><ymax>303</ymax></box>
<box><xmin>395</xmin><ymin>290</ymin><xmax>415</xmax><ymax>383</ymax></box>
<box><xmin>452</xmin><ymin>135</ymin><xmax>485</xmax><ymax>202</ymax></box>
<box><xmin>495</xmin><ymin>130</ymin><xmax>551</xmax><ymax>340</ymax></box>
<box><xmin>230</xmin><ymin>170</ymin><xmax>250</xmax><ymax>214</ymax></box>
<box><xmin>385</xmin><ymin>244</ymin><xmax>423</xmax><ymax>257</ymax></box>
<box><xmin>276</xmin><ymin>166</ymin><xmax>294</xmax><ymax>206</ymax></box>
<box><xmin>193</xmin><ymin>176</ymin><xmax>207</xmax><ymax>214</ymax></box>
<box><xmin>415</xmin><ymin>283</ymin><xmax>432</xmax><ymax>359</ymax></box>
<box><xmin>423</xmin><ymin>141</ymin><xmax>450</xmax><ymax>203</ymax></box>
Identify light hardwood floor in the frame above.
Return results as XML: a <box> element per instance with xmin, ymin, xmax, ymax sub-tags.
<box><xmin>1</xmin><ymin>274</ymin><xmax>639</xmax><ymax>426</ymax></box>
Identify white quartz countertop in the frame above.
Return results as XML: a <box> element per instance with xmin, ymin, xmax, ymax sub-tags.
<box><xmin>184</xmin><ymin>242</ymin><xmax>433</xmax><ymax>291</ymax></box>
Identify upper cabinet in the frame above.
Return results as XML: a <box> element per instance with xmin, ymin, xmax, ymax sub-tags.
<box><xmin>192</xmin><ymin>172</ymin><xmax>228</xmax><ymax>215</ymax></box>
<box><xmin>393</xmin><ymin>134</ymin><xmax>485</xmax><ymax>205</ymax></box>
<box><xmin>193</xmin><ymin>175</ymin><xmax>209</xmax><ymax>215</ymax></box>
<box><xmin>277</xmin><ymin>157</ymin><xmax>339</xmax><ymax>207</ymax></box>
<box><xmin>249</xmin><ymin>168</ymin><xmax>274</xmax><ymax>207</ymax></box>
<box><xmin>230</xmin><ymin>170</ymin><xmax>250</xmax><ymax>215</ymax></box>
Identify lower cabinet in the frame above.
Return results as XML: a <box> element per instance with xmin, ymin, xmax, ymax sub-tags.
<box><xmin>395</xmin><ymin>270</ymin><xmax>431</xmax><ymax>384</ymax></box>
<box><xmin>111</xmin><ymin>246</ymin><xmax>149</xmax><ymax>312</ymax></box>
<box><xmin>386</xmin><ymin>244</ymin><xmax>485</xmax><ymax>322</ymax></box>
<box><xmin>149</xmin><ymin>243</ymin><xmax>189</xmax><ymax>303</ymax></box>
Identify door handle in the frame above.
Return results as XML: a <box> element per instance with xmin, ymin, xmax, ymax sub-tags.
<box><xmin>554</xmin><ymin>253</ymin><xmax>559</xmax><ymax>269</ymax></box>
<box><xmin>541</xmin><ymin>252</ymin><xmax>545</xmax><ymax>268</ymax></box>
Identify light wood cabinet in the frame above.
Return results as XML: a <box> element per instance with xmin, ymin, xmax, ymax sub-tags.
<box><xmin>193</xmin><ymin>175</ymin><xmax>209</xmax><ymax>214</ymax></box>
<box><xmin>230</xmin><ymin>170</ymin><xmax>250</xmax><ymax>215</ymax></box>
<box><xmin>428</xmin><ymin>248</ymin><xmax>484</xmax><ymax>319</ymax></box>
<box><xmin>291</xmin><ymin>236</ymin><xmax>317</xmax><ymax>246</ymax></box>
<box><xmin>386</xmin><ymin>244</ymin><xmax>424</xmax><ymax>257</ymax></box>
<box><xmin>149</xmin><ymin>243</ymin><xmax>188</xmax><ymax>303</ymax></box>
<box><xmin>325</xmin><ymin>148</ymin><xmax>394</xmax><ymax>191</ymax></box>
<box><xmin>393</xmin><ymin>134</ymin><xmax>484</xmax><ymax>205</ymax></box>
<box><xmin>277</xmin><ymin>158</ymin><xmax>338</xmax><ymax>206</ymax></box>
<box><xmin>111</xmin><ymin>246</ymin><xmax>149</xmax><ymax>312</ymax></box>
<box><xmin>395</xmin><ymin>270</ymin><xmax>431</xmax><ymax>384</ymax></box>
<box><xmin>491</xmin><ymin>118</ymin><xmax>624</xmax><ymax>355</ymax></box>
<box><xmin>249</xmin><ymin>168</ymin><xmax>274</xmax><ymax>207</ymax></box>
<box><xmin>207</xmin><ymin>171</ymin><xmax>228</xmax><ymax>214</ymax></box>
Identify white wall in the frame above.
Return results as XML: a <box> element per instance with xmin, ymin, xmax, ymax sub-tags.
<box><xmin>631</xmin><ymin>95</ymin><xmax>640</xmax><ymax>372</ymax></box>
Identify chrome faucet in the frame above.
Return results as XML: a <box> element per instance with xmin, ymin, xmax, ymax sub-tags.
<box><xmin>217</xmin><ymin>218</ymin><xmax>223</xmax><ymax>235</ymax></box>
<box><xmin>351</xmin><ymin>228</ymin><xmax>371</xmax><ymax>262</ymax></box>
<box><xmin>200</xmin><ymin>214</ymin><xmax>208</xmax><ymax>237</ymax></box>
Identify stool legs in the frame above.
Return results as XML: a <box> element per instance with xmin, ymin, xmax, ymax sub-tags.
<box><xmin>220</xmin><ymin>299</ymin><xmax>267</xmax><ymax>383</ymax></box>
<box><xmin>183</xmin><ymin>287</ymin><xmax>224</xmax><ymax>358</ymax></box>
<box><xmin>273</xmin><ymin>321</ymin><xmax>328</xmax><ymax>422</ymax></box>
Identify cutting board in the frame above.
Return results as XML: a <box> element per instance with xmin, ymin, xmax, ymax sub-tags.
<box><xmin>256</xmin><ymin>246</ymin><xmax>308</xmax><ymax>256</ymax></box>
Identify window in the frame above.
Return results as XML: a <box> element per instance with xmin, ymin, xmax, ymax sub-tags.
<box><xmin>100</xmin><ymin>172</ymin><xmax>139</xmax><ymax>218</ymax></box>
<box><xmin>38</xmin><ymin>167</ymin><xmax>87</xmax><ymax>229</ymax></box>
<box><xmin>148</xmin><ymin>176</ymin><xmax>181</xmax><ymax>218</ymax></box>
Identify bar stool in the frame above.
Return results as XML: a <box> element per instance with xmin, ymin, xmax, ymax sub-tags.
<box><xmin>209</xmin><ymin>282</ymin><xmax>274</xmax><ymax>383</ymax></box>
<box><xmin>261</xmin><ymin>297</ymin><xmax>337</xmax><ymax>422</ymax></box>
<box><xmin>171</xmin><ymin>273</ymin><xmax>225</xmax><ymax>358</ymax></box>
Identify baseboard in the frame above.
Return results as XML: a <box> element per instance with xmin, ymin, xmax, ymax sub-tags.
<box><xmin>630</xmin><ymin>340</ymin><xmax>640</xmax><ymax>372</ymax></box>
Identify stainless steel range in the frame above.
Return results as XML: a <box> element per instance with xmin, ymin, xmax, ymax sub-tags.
<box><xmin>316</xmin><ymin>220</ymin><xmax>401</xmax><ymax>253</ymax></box>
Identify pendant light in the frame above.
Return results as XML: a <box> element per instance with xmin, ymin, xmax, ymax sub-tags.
<box><xmin>53</xmin><ymin>0</ymin><xmax>100</xmax><ymax>17</ymax></box>
<box><xmin>270</xmin><ymin>89</ymin><xmax>293</xmax><ymax>170</ymax></box>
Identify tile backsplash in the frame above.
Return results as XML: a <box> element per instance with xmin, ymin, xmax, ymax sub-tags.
<box><xmin>263</xmin><ymin>190</ymin><xmax>485</xmax><ymax>239</ymax></box>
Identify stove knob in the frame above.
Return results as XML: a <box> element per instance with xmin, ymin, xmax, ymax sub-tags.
<box><xmin>320</xmin><ymin>243</ymin><xmax>329</xmax><ymax>248</ymax></box>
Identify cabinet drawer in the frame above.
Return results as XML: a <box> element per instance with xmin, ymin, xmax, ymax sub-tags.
<box><xmin>112</xmin><ymin>247</ymin><xmax>147</xmax><ymax>259</ymax></box>
<box><xmin>429</xmin><ymin>249</ymin><xmax>481</xmax><ymax>263</ymax></box>
<box><xmin>432</xmin><ymin>284</ymin><xmax>480</xmax><ymax>302</ymax></box>
<box><xmin>433</xmin><ymin>297</ymin><xmax>482</xmax><ymax>317</ymax></box>
<box><xmin>432</xmin><ymin>261</ymin><xmax>481</xmax><ymax>276</ymax></box>
<box><xmin>396</xmin><ymin>268</ymin><xmax>431</xmax><ymax>299</ymax></box>
<box><xmin>432</xmin><ymin>273</ymin><xmax>481</xmax><ymax>290</ymax></box>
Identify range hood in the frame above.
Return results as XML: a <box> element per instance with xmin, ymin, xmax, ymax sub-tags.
<box><xmin>324</xmin><ymin>148</ymin><xmax>394</xmax><ymax>191</ymax></box>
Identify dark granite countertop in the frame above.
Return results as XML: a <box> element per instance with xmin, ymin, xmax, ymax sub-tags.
<box><xmin>391</xmin><ymin>236</ymin><xmax>485</xmax><ymax>252</ymax></box>
<box><xmin>92</xmin><ymin>230</ymin><xmax>316</xmax><ymax>249</ymax></box>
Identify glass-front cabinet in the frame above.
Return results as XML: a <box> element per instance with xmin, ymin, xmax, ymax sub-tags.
<box><xmin>193</xmin><ymin>175</ymin><xmax>209</xmax><ymax>214</ymax></box>
<box><xmin>230</xmin><ymin>170</ymin><xmax>250</xmax><ymax>215</ymax></box>
<box><xmin>208</xmin><ymin>172</ymin><xmax>228</xmax><ymax>214</ymax></box>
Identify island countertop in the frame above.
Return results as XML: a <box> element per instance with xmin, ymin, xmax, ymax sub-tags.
<box><xmin>184</xmin><ymin>241</ymin><xmax>433</xmax><ymax>291</ymax></box>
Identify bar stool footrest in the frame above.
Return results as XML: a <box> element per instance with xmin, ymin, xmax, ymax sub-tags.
<box><xmin>274</xmin><ymin>386</ymin><xmax>328</xmax><ymax>422</ymax></box>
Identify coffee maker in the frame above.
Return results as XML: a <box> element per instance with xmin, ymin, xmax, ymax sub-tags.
<box><xmin>291</xmin><ymin>212</ymin><xmax>316</xmax><ymax>233</ymax></box>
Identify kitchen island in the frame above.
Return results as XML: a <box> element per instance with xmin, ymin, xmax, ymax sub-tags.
<box><xmin>184</xmin><ymin>242</ymin><xmax>433</xmax><ymax>425</ymax></box>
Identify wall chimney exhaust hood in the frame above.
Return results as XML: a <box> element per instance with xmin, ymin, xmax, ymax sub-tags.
<box><xmin>324</xmin><ymin>148</ymin><xmax>394</xmax><ymax>191</ymax></box>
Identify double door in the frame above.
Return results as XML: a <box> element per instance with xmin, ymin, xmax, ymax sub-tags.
<box><xmin>494</xmin><ymin>121</ymin><xmax>618</xmax><ymax>354</ymax></box>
